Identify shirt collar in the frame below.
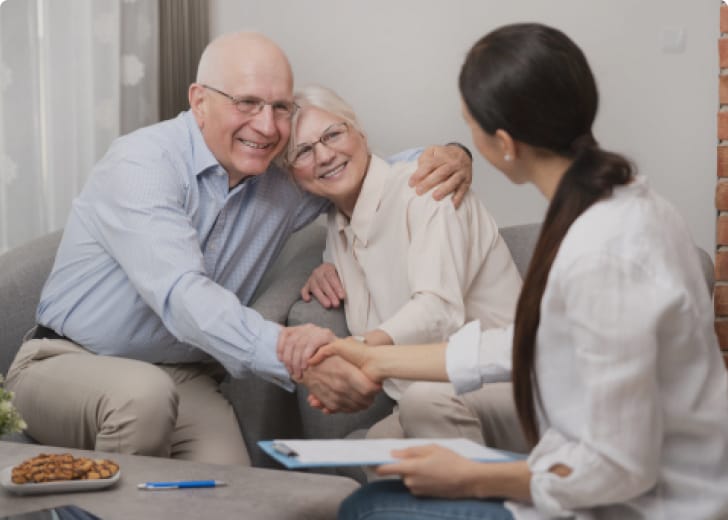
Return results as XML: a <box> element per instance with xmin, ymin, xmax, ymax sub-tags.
<box><xmin>182</xmin><ymin>110</ymin><xmax>268</xmax><ymax>192</ymax></box>
<box><xmin>334</xmin><ymin>154</ymin><xmax>390</xmax><ymax>247</ymax></box>
<box><xmin>182</xmin><ymin>110</ymin><xmax>223</xmax><ymax>177</ymax></box>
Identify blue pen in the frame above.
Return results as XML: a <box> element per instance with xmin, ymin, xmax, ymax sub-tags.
<box><xmin>137</xmin><ymin>480</ymin><xmax>227</xmax><ymax>490</ymax></box>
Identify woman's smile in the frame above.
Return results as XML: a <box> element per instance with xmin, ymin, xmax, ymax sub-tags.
<box><xmin>317</xmin><ymin>161</ymin><xmax>348</xmax><ymax>180</ymax></box>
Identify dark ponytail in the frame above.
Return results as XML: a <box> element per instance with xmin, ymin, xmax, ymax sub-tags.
<box><xmin>513</xmin><ymin>144</ymin><xmax>632</xmax><ymax>445</ymax></box>
<box><xmin>459</xmin><ymin>24</ymin><xmax>633</xmax><ymax>446</ymax></box>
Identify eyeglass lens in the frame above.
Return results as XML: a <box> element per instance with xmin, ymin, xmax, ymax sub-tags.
<box><xmin>291</xmin><ymin>123</ymin><xmax>349</xmax><ymax>165</ymax></box>
<box><xmin>233</xmin><ymin>97</ymin><xmax>296</xmax><ymax>119</ymax></box>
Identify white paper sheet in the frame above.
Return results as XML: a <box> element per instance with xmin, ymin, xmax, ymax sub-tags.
<box><xmin>272</xmin><ymin>438</ymin><xmax>512</xmax><ymax>465</ymax></box>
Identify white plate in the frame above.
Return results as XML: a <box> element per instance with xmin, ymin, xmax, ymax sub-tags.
<box><xmin>0</xmin><ymin>465</ymin><xmax>121</xmax><ymax>495</ymax></box>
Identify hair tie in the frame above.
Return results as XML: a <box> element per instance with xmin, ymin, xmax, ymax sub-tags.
<box><xmin>570</xmin><ymin>133</ymin><xmax>597</xmax><ymax>153</ymax></box>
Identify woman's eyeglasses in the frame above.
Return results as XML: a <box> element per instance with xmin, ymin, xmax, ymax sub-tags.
<box><xmin>287</xmin><ymin>122</ymin><xmax>350</xmax><ymax>167</ymax></box>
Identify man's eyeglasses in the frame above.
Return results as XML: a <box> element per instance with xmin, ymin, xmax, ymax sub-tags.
<box><xmin>287</xmin><ymin>122</ymin><xmax>350</xmax><ymax>167</ymax></box>
<box><xmin>201</xmin><ymin>84</ymin><xmax>298</xmax><ymax>120</ymax></box>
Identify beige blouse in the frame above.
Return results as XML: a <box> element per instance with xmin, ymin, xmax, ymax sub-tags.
<box><xmin>325</xmin><ymin>155</ymin><xmax>522</xmax><ymax>399</ymax></box>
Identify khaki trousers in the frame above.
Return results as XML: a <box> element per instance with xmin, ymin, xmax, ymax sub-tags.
<box><xmin>5</xmin><ymin>336</ymin><xmax>249</xmax><ymax>465</ymax></box>
<box><xmin>367</xmin><ymin>381</ymin><xmax>529</xmax><ymax>454</ymax></box>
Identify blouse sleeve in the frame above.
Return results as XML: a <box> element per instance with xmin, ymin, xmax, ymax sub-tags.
<box><xmin>446</xmin><ymin>321</ymin><xmax>514</xmax><ymax>394</ymax></box>
<box><xmin>528</xmin><ymin>253</ymin><xmax>677</xmax><ymax>517</ymax></box>
<box><xmin>377</xmin><ymin>193</ymin><xmax>497</xmax><ymax>345</ymax></box>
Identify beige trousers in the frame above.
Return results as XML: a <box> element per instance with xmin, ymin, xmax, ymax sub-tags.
<box><xmin>367</xmin><ymin>381</ymin><xmax>529</xmax><ymax>454</ymax></box>
<box><xmin>5</xmin><ymin>337</ymin><xmax>249</xmax><ymax>465</ymax></box>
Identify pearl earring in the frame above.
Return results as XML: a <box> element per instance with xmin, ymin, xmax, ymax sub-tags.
<box><xmin>504</xmin><ymin>154</ymin><xmax>512</xmax><ymax>162</ymax></box>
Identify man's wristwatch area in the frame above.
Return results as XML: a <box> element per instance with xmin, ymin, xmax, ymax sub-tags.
<box><xmin>445</xmin><ymin>142</ymin><xmax>473</xmax><ymax>161</ymax></box>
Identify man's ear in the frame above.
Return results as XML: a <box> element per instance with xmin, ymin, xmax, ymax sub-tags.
<box><xmin>189</xmin><ymin>83</ymin><xmax>206</xmax><ymax>128</ymax></box>
<box><xmin>494</xmin><ymin>129</ymin><xmax>517</xmax><ymax>160</ymax></box>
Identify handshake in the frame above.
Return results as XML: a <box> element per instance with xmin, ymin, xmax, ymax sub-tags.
<box><xmin>276</xmin><ymin>324</ymin><xmax>383</xmax><ymax>414</ymax></box>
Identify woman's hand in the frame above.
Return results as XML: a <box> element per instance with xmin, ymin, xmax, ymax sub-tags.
<box><xmin>301</xmin><ymin>262</ymin><xmax>346</xmax><ymax>308</ymax></box>
<box><xmin>376</xmin><ymin>445</ymin><xmax>481</xmax><ymax>498</ymax></box>
<box><xmin>308</xmin><ymin>337</ymin><xmax>382</xmax><ymax>382</ymax></box>
<box><xmin>409</xmin><ymin>144</ymin><xmax>472</xmax><ymax>208</ymax></box>
<box><xmin>379</xmin><ymin>446</ymin><xmax>534</xmax><ymax>502</ymax></box>
<box><xmin>299</xmin><ymin>355</ymin><xmax>381</xmax><ymax>413</ymax></box>
<box><xmin>276</xmin><ymin>324</ymin><xmax>337</xmax><ymax>379</ymax></box>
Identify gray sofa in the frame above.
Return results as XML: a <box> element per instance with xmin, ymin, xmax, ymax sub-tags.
<box><xmin>0</xmin><ymin>222</ymin><xmax>715</xmax><ymax>472</ymax></box>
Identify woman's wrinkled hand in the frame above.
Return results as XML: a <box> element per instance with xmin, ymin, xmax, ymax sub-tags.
<box><xmin>301</xmin><ymin>262</ymin><xmax>346</xmax><ymax>308</ymax></box>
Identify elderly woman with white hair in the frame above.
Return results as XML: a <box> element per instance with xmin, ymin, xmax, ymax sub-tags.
<box><xmin>276</xmin><ymin>85</ymin><xmax>525</xmax><ymax>450</ymax></box>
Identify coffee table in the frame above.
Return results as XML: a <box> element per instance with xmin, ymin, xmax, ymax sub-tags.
<box><xmin>0</xmin><ymin>441</ymin><xmax>358</xmax><ymax>519</ymax></box>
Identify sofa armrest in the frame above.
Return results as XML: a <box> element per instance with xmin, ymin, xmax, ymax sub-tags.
<box><xmin>287</xmin><ymin>299</ymin><xmax>350</xmax><ymax>337</ymax></box>
<box><xmin>0</xmin><ymin>230</ymin><xmax>63</xmax><ymax>375</ymax></box>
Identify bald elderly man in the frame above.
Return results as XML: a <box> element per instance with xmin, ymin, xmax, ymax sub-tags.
<box><xmin>5</xmin><ymin>32</ymin><xmax>473</xmax><ymax>465</ymax></box>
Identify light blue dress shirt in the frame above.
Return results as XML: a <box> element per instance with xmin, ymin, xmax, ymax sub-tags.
<box><xmin>37</xmin><ymin>110</ymin><xmax>420</xmax><ymax>390</ymax></box>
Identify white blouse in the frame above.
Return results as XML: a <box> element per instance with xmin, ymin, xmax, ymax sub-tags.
<box><xmin>447</xmin><ymin>176</ymin><xmax>728</xmax><ymax>519</ymax></box>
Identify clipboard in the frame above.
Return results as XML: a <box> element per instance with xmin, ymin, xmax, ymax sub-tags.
<box><xmin>258</xmin><ymin>438</ymin><xmax>518</xmax><ymax>469</ymax></box>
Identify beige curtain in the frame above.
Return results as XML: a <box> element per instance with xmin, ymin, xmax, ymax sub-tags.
<box><xmin>0</xmin><ymin>0</ymin><xmax>158</xmax><ymax>253</ymax></box>
<box><xmin>158</xmin><ymin>0</ymin><xmax>209</xmax><ymax>121</ymax></box>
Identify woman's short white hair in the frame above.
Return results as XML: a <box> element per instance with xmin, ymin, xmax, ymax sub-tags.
<box><xmin>284</xmin><ymin>85</ymin><xmax>366</xmax><ymax>164</ymax></box>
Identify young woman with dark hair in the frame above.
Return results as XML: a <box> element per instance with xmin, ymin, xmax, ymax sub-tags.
<box><xmin>311</xmin><ymin>23</ymin><xmax>728</xmax><ymax>519</ymax></box>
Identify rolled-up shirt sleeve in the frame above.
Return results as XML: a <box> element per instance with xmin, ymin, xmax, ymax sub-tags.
<box><xmin>446</xmin><ymin>321</ymin><xmax>513</xmax><ymax>394</ymax></box>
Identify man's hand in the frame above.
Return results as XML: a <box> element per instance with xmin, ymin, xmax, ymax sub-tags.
<box><xmin>409</xmin><ymin>144</ymin><xmax>472</xmax><ymax>208</ymax></box>
<box><xmin>301</xmin><ymin>263</ymin><xmax>346</xmax><ymax>308</ymax></box>
<box><xmin>277</xmin><ymin>324</ymin><xmax>336</xmax><ymax>379</ymax></box>
<box><xmin>299</xmin><ymin>355</ymin><xmax>380</xmax><ymax>414</ymax></box>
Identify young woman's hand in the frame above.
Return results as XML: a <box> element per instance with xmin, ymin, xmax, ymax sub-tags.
<box><xmin>376</xmin><ymin>445</ymin><xmax>481</xmax><ymax>498</ymax></box>
<box><xmin>378</xmin><ymin>445</ymin><xmax>534</xmax><ymax>502</ymax></box>
<box><xmin>308</xmin><ymin>337</ymin><xmax>381</xmax><ymax>382</ymax></box>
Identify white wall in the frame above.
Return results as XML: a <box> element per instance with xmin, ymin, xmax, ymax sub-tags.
<box><xmin>210</xmin><ymin>0</ymin><xmax>717</xmax><ymax>255</ymax></box>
